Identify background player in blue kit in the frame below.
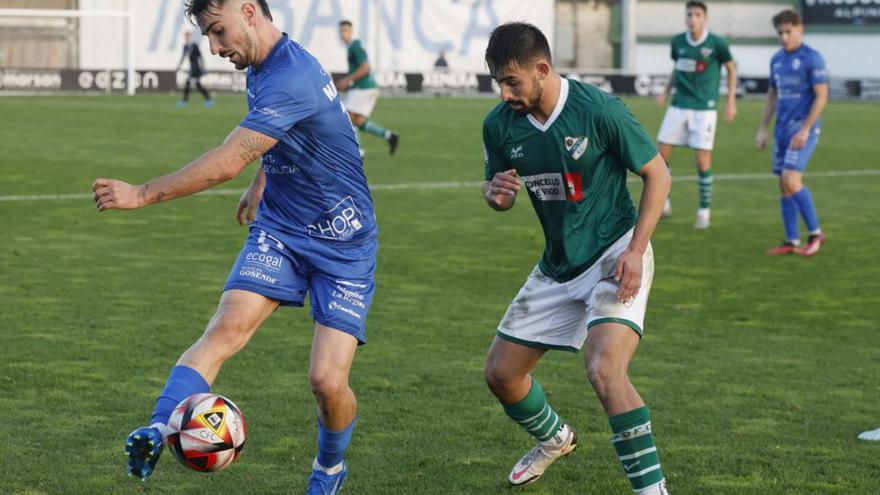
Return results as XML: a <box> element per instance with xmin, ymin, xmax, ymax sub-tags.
<box><xmin>175</xmin><ymin>31</ymin><xmax>214</xmax><ymax>108</ymax></box>
<box><xmin>92</xmin><ymin>1</ymin><xmax>376</xmax><ymax>493</ymax></box>
<box><xmin>756</xmin><ymin>9</ymin><xmax>828</xmax><ymax>257</ymax></box>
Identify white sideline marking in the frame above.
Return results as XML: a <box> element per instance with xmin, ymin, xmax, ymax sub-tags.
<box><xmin>1</xmin><ymin>169</ymin><xmax>879</xmax><ymax>203</ymax></box>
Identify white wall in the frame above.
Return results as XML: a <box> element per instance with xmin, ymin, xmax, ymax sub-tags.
<box><xmin>79</xmin><ymin>0</ymin><xmax>555</xmax><ymax>73</ymax></box>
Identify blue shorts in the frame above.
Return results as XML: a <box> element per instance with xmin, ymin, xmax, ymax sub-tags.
<box><xmin>773</xmin><ymin>121</ymin><xmax>820</xmax><ymax>175</ymax></box>
<box><xmin>223</xmin><ymin>223</ymin><xmax>377</xmax><ymax>344</ymax></box>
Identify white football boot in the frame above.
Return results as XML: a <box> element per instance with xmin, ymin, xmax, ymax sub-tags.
<box><xmin>637</xmin><ymin>478</ymin><xmax>670</xmax><ymax>495</ymax></box>
<box><xmin>508</xmin><ymin>424</ymin><xmax>578</xmax><ymax>486</ymax></box>
<box><xmin>694</xmin><ymin>208</ymin><xmax>710</xmax><ymax>230</ymax></box>
<box><xmin>858</xmin><ymin>427</ymin><xmax>880</xmax><ymax>441</ymax></box>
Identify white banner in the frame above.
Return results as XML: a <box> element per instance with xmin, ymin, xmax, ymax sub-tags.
<box><xmin>80</xmin><ymin>0</ymin><xmax>554</xmax><ymax>73</ymax></box>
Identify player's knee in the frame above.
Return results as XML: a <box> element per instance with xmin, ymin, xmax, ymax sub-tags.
<box><xmin>483</xmin><ymin>363</ymin><xmax>517</xmax><ymax>397</ymax></box>
<box><xmin>309</xmin><ymin>370</ymin><xmax>348</xmax><ymax>401</ymax></box>
<box><xmin>586</xmin><ymin>359</ymin><xmax>626</xmax><ymax>392</ymax></box>
<box><xmin>203</xmin><ymin>315</ymin><xmax>253</xmax><ymax>357</ymax></box>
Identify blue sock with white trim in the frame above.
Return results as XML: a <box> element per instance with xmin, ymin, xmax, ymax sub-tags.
<box><xmin>316</xmin><ymin>417</ymin><xmax>356</xmax><ymax>469</ymax></box>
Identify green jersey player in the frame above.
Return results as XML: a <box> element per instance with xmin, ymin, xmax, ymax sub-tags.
<box><xmin>481</xmin><ymin>22</ymin><xmax>672</xmax><ymax>494</ymax></box>
<box><xmin>656</xmin><ymin>1</ymin><xmax>737</xmax><ymax>229</ymax></box>
<box><xmin>336</xmin><ymin>20</ymin><xmax>399</xmax><ymax>157</ymax></box>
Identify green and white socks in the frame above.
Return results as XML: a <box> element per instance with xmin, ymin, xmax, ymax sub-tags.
<box><xmin>359</xmin><ymin>119</ymin><xmax>393</xmax><ymax>140</ymax></box>
<box><xmin>698</xmin><ymin>168</ymin><xmax>714</xmax><ymax>209</ymax></box>
<box><xmin>610</xmin><ymin>406</ymin><xmax>667</xmax><ymax>494</ymax></box>
<box><xmin>502</xmin><ymin>377</ymin><xmax>564</xmax><ymax>442</ymax></box>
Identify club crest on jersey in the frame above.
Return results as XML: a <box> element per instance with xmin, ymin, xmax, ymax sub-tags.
<box><xmin>700</xmin><ymin>47</ymin><xmax>713</xmax><ymax>58</ymax></box>
<box><xmin>509</xmin><ymin>145</ymin><xmax>524</xmax><ymax>159</ymax></box>
<box><xmin>564</xmin><ymin>136</ymin><xmax>589</xmax><ymax>161</ymax></box>
<box><xmin>792</xmin><ymin>58</ymin><xmax>801</xmax><ymax>70</ymax></box>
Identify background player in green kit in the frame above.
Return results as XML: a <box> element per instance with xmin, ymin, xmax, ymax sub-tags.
<box><xmin>481</xmin><ymin>23</ymin><xmax>672</xmax><ymax>494</ymax></box>
<box><xmin>337</xmin><ymin>20</ymin><xmax>399</xmax><ymax>157</ymax></box>
<box><xmin>656</xmin><ymin>1</ymin><xmax>737</xmax><ymax>229</ymax></box>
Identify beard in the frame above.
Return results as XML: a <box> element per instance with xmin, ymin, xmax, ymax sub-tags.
<box><xmin>507</xmin><ymin>77</ymin><xmax>543</xmax><ymax>116</ymax></box>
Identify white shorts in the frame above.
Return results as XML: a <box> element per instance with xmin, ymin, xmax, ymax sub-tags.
<box><xmin>343</xmin><ymin>88</ymin><xmax>380</xmax><ymax>117</ymax></box>
<box><xmin>657</xmin><ymin>106</ymin><xmax>717</xmax><ymax>151</ymax></box>
<box><xmin>497</xmin><ymin>229</ymin><xmax>654</xmax><ymax>352</ymax></box>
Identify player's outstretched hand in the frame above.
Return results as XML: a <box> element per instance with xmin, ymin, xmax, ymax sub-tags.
<box><xmin>614</xmin><ymin>247</ymin><xmax>643</xmax><ymax>306</ymax></box>
<box><xmin>92</xmin><ymin>178</ymin><xmax>145</xmax><ymax>212</ymax></box>
<box><xmin>236</xmin><ymin>185</ymin><xmax>262</xmax><ymax>225</ymax></box>
<box><xmin>485</xmin><ymin>169</ymin><xmax>520</xmax><ymax>210</ymax></box>
<box><xmin>755</xmin><ymin>128</ymin><xmax>769</xmax><ymax>150</ymax></box>
<box><xmin>655</xmin><ymin>94</ymin><xmax>666</xmax><ymax>107</ymax></box>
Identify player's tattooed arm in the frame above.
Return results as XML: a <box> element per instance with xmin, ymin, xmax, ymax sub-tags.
<box><xmin>93</xmin><ymin>128</ymin><xmax>278</xmax><ymax>211</ymax></box>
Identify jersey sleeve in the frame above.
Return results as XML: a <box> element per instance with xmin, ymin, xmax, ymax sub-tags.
<box><xmin>350</xmin><ymin>41</ymin><xmax>369</xmax><ymax>67</ymax></box>
<box><xmin>482</xmin><ymin>118</ymin><xmax>507</xmax><ymax>180</ymax></box>
<box><xmin>598</xmin><ymin>98</ymin><xmax>658</xmax><ymax>174</ymax></box>
<box><xmin>239</xmin><ymin>71</ymin><xmax>319</xmax><ymax>140</ymax></box>
<box><xmin>716</xmin><ymin>37</ymin><xmax>733</xmax><ymax>64</ymax></box>
<box><xmin>670</xmin><ymin>39</ymin><xmax>677</xmax><ymax>61</ymax></box>
<box><xmin>808</xmin><ymin>51</ymin><xmax>829</xmax><ymax>86</ymax></box>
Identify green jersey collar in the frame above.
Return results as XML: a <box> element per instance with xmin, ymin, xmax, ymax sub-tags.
<box><xmin>686</xmin><ymin>29</ymin><xmax>709</xmax><ymax>47</ymax></box>
<box><xmin>527</xmin><ymin>77</ymin><xmax>569</xmax><ymax>133</ymax></box>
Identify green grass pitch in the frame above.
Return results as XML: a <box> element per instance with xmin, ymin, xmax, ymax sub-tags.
<box><xmin>0</xmin><ymin>93</ymin><xmax>878</xmax><ymax>494</ymax></box>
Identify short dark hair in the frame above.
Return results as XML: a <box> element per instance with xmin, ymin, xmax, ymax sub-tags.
<box><xmin>686</xmin><ymin>1</ymin><xmax>707</xmax><ymax>13</ymax></box>
<box><xmin>339</xmin><ymin>20</ymin><xmax>353</xmax><ymax>28</ymax></box>
<box><xmin>485</xmin><ymin>22</ymin><xmax>552</xmax><ymax>78</ymax></box>
<box><xmin>772</xmin><ymin>9</ymin><xmax>802</xmax><ymax>27</ymax></box>
<box><xmin>185</xmin><ymin>0</ymin><xmax>273</xmax><ymax>24</ymax></box>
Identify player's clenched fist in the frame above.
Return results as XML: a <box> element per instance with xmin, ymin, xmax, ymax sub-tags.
<box><xmin>92</xmin><ymin>178</ymin><xmax>145</xmax><ymax>212</ymax></box>
<box><xmin>485</xmin><ymin>169</ymin><xmax>520</xmax><ymax>211</ymax></box>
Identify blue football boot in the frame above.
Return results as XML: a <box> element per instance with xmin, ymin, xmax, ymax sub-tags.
<box><xmin>125</xmin><ymin>426</ymin><xmax>164</xmax><ymax>481</ymax></box>
<box><xmin>306</xmin><ymin>459</ymin><xmax>347</xmax><ymax>494</ymax></box>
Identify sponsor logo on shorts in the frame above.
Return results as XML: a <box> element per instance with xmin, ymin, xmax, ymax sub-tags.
<box><xmin>245</xmin><ymin>251</ymin><xmax>282</xmax><ymax>271</ymax></box>
<box><xmin>238</xmin><ymin>267</ymin><xmax>278</xmax><ymax>285</ymax></box>
<box><xmin>307</xmin><ymin>196</ymin><xmax>366</xmax><ymax>241</ymax></box>
<box><xmin>328</xmin><ymin>300</ymin><xmax>362</xmax><ymax>320</ymax></box>
<box><xmin>257</xmin><ymin>230</ymin><xmax>284</xmax><ymax>253</ymax></box>
<box><xmin>331</xmin><ymin>282</ymin><xmax>367</xmax><ymax>310</ymax></box>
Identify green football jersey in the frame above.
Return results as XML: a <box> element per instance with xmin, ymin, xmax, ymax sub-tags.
<box><xmin>670</xmin><ymin>31</ymin><xmax>733</xmax><ymax>110</ymax></box>
<box><xmin>347</xmin><ymin>39</ymin><xmax>378</xmax><ymax>89</ymax></box>
<box><xmin>483</xmin><ymin>78</ymin><xmax>658</xmax><ymax>283</ymax></box>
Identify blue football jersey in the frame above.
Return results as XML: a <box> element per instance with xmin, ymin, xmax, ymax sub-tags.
<box><xmin>240</xmin><ymin>34</ymin><xmax>375</xmax><ymax>244</ymax></box>
<box><xmin>769</xmin><ymin>44</ymin><xmax>828</xmax><ymax>132</ymax></box>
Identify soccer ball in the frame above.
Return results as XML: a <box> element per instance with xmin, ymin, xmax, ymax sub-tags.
<box><xmin>166</xmin><ymin>393</ymin><xmax>248</xmax><ymax>472</ymax></box>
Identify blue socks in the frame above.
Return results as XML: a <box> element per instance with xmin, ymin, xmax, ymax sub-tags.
<box><xmin>317</xmin><ymin>417</ymin><xmax>356</xmax><ymax>469</ymax></box>
<box><xmin>149</xmin><ymin>365</ymin><xmax>210</xmax><ymax>426</ymax></box>
<box><xmin>792</xmin><ymin>187</ymin><xmax>820</xmax><ymax>233</ymax></box>
<box><xmin>780</xmin><ymin>195</ymin><xmax>800</xmax><ymax>242</ymax></box>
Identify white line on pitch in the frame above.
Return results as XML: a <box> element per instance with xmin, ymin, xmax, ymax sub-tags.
<box><xmin>1</xmin><ymin>169</ymin><xmax>878</xmax><ymax>203</ymax></box>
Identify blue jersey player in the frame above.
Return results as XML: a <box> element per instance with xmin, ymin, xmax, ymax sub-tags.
<box><xmin>92</xmin><ymin>1</ymin><xmax>374</xmax><ymax>493</ymax></box>
<box><xmin>757</xmin><ymin>9</ymin><xmax>828</xmax><ymax>257</ymax></box>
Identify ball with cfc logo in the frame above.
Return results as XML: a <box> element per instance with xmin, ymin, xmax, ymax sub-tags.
<box><xmin>166</xmin><ymin>393</ymin><xmax>247</xmax><ymax>472</ymax></box>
